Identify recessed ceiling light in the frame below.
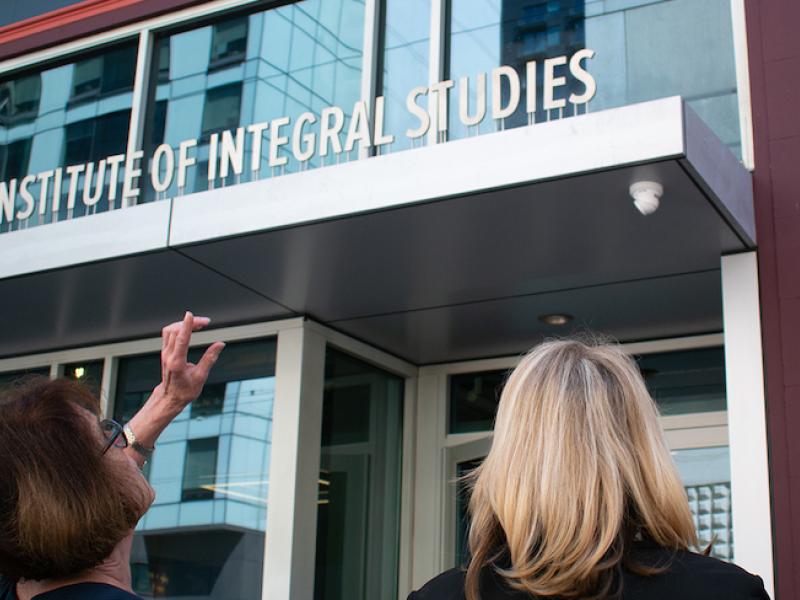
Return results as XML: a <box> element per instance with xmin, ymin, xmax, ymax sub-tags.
<box><xmin>538</xmin><ymin>313</ymin><xmax>573</xmax><ymax>326</ymax></box>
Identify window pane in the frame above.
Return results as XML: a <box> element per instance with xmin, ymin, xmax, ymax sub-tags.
<box><xmin>145</xmin><ymin>0</ymin><xmax>365</xmax><ymax>200</ymax></box>
<box><xmin>315</xmin><ymin>348</ymin><xmax>404</xmax><ymax>600</ymax></box>
<box><xmin>448</xmin><ymin>347</ymin><xmax>727</xmax><ymax>433</ymax></box>
<box><xmin>449</xmin><ymin>369</ymin><xmax>509</xmax><ymax>434</ymax></box>
<box><xmin>380</xmin><ymin>0</ymin><xmax>430</xmax><ymax>154</ymax></box>
<box><xmin>64</xmin><ymin>360</ymin><xmax>104</xmax><ymax>399</ymax></box>
<box><xmin>182</xmin><ymin>437</ymin><xmax>220</xmax><ymax>501</ymax></box>
<box><xmin>115</xmin><ymin>338</ymin><xmax>277</xmax><ymax>600</ymax></box>
<box><xmin>201</xmin><ymin>83</ymin><xmax>243</xmax><ymax>138</ymax></box>
<box><xmin>0</xmin><ymin>41</ymin><xmax>136</xmax><ymax>234</ymax></box>
<box><xmin>0</xmin><ymin>367</ymin><xmax>50</xmax><ymax>389</ymax></box>
<box><xmin>446</xmin><ymin>0</ymin><xmax>741</xmax><ymax>156</ymax></box>
<box><xmin>210</xmin><ymin>17</ymin><xmax>249</xmax><ymax>68</ymax></box>
<box><xmin>636</xmin><ymin>347</ymin><xmax>727</xmax><ymax>416</ymax></box>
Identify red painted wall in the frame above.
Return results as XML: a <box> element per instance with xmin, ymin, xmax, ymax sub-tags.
<box><xmin>746</xmin><ymin>1</ymin><xmax>800</xmax><ymax>598</ymax></box>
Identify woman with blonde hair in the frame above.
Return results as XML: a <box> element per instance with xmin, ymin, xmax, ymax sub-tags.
<box><xmin>409</xmin><ymin>339</ymin><xmax>769</xmax><ymax>600</ymax></box>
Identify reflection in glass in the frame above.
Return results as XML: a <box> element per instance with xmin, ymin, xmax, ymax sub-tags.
<box><xmin>448</xmin><ymin>0</ymin><xmax>586</xmax><ymax>139</ymax></box>
<box><xmin>0</xmin><ymin>367</ymin><xmax>50</xmax><ymax>389</ymax></box>
<box><xmin>182</xmin><ymin>437</ymin><xmax>220</xmax><ymax>501</ymax></box>
<box><xmin>314</xmin><ymin>348</ymin><xmax>403</xmax><ymax>600</ymax></box>
<box><xmin>64</xmin><ymin>359</ymin><xmax>104</xmax><ymax>399</ymax></box>
<box><xmin>636</xmin><ymin>347</ymin><xmax>727</xmax><ymax>416</ymax></box>
<box><xmin>380</xmin><ymin>0</ymin><xmax>430</xmax><ymax>154</ymax></box>
<box><xmin>446</xmin><ymin>0</ymin><xmax>741</xmax><ymax>155</ymax></box>
<box><xmin>449</xmin><ymin>369</ymin><xmax>509</xmax><ymax>434</ymax></box>
<box><xmin>114</xmin><ymin>339</ymin><xmax>276</xmax><ymax>599</ymax></box>
<box><xmin>145</xmin><ymin>0</ymin><xmax>365</xmax><ymax>200</ymax></box>
<box><xmin>0</xmin><ymin>41</ymin><xmax>136</xmax><ymax>233</ymax></box>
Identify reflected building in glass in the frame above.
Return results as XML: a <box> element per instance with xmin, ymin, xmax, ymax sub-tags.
<box><xmin>115</xmin><ymin>340</ymin><xmax>277</xmax><ymax>599</ymax></box>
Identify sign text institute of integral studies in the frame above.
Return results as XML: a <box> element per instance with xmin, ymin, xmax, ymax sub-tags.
<box><xmin>0</xmin><ymin>49</ymin><xmax>597</xmax><ymax>226</ymax></box>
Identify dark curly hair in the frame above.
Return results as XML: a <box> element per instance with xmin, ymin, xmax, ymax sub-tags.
<box><xmin>0</xmin><ymin>377</ymin><xmax>149</xmax><ymax>581</ymax></box>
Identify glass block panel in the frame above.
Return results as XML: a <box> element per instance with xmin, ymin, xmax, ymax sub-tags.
<box><xmin>674</xmin><ymin>446</ymin><xmax>733</xmax><ymax>561</ymax></box>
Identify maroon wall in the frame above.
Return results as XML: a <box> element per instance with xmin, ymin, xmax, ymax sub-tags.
<box><xmin>746</xmin><ymin>1</ymin><xmax>800</xmax><ymax>598</ymax></box>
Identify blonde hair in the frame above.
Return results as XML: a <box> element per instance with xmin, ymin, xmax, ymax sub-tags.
<box><xmin>465</xmin><ymin>339</ymin><xmax>698</xmax><ymax>600</ymax></box>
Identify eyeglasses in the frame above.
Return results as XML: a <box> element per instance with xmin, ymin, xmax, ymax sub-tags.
<box><xmin>100</xmin><ymin>419</ymin><xmax>128</xmax><ymax>455</ymax></box>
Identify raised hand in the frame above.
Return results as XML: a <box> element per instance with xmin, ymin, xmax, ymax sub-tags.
<box><xmin>124</xmin><ymin>312</ymin><xmax>225</xmax><ymax>467</ymax></box>
<box><xmin>160</xmin><ymin>311</ymin><xmax>225</xmax><ymax>413</ymax></box>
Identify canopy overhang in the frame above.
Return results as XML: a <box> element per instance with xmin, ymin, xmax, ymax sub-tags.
<box><xmin>0</xmin><ymin>97</ymin><xmax>754</xmax><ymax>363</ymax></box>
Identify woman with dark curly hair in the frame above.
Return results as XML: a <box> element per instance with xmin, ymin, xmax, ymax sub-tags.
<box><xmin>0</xmin><ymin>312</ymin><xmax>225</xmax><ymax>600</ymax></box>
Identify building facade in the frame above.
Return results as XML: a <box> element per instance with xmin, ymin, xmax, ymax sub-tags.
<box><xmin>0</xmin><ymin>0</ymin><xmax>795</xmax><ymax>598</ymax></box>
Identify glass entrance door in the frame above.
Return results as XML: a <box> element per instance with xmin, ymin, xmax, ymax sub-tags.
<box><xmin>442</xmin><ymin>345</ymin><xmax>733</xmax><ymax>568</ymax></box>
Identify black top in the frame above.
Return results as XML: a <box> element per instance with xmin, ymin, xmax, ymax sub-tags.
<box><xmin>408</xmin><ymin>545</ymin><xmax>770</xmax><ymax>600</ymax></box>
<box><xmin>0</xmin><ymin>577</ymin><xmax>141</xmax><ymax>600</ymax></box>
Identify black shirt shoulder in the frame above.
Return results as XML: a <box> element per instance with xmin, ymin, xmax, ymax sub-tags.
<box><xmin>0</xmin><ymin>576</ymin><xmax>15</xmax><ymax>600</ymax></box>
<box><xmin>407</xmin><ymin>548</ymin><xmax>770</xmax><ymax>600</ymax></box>
<box><xmin>32</xmin><ymin>583</ymin><xmax>141</xmax><ymax>600</ymax></box>
<box><xmin>625</xmin><ymin>547</ymin><xmax>770</xmax><ymax>600</ymax></box>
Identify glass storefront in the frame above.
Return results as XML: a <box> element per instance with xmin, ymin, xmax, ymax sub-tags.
<box><xmin>114</xmin><ymin>339</ymin><xmax>277</xmax><ymax>600</ymax></box>
<box><xmin>314</xmin><ymin>348</ymin><xmax>404</xmax><ymax>600</ymax></box>
<box><xmin>0</xmin><ymin>42</ymin><xmax>137</xmax><ymax>232</ymax></box>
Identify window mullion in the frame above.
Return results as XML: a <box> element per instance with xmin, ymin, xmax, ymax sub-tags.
<box><xmin>124</xmin><ymin>29</ymin><xmax>154</xmax><ymax>209</ymax></box>
<box><xmin>427</xmin><ymin>0</ymin><xmax>446</xmax><ymax>146</ymax></box>
<box><xmin>359</xmin><ymin>0</ymin><xmax>381</xmax><ymax>161</ymax></box>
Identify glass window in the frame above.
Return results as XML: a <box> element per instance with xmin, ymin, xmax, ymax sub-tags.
<box><xmin>448</xmin><ymin>347</ymin><xmax>727</xmax><ymax>432</ymax></box>
<box><xmin>0</xmin><ymin>41</ymin><xmax>137</xmax><ymax>234</ymax></box>
<box><xmin>448</xmin><ymin>0</ymin><xmax>586</xmax><ymax>139</ymax></box>
<box><xmin>446</xmin><ymin>0</ymin><xmax>741</xmax><ymax>156</ymax></box>
<box><xmin>0</xmin><ymin>366</ymin><xmax>50</xmax><ymax>389</ymax></box>
<box><xmin>449</xmin><ymin>369</ymin><xmax>509</xmax><ymax>434</ymax></box>
<box><xmin>314</xmin><ymin>348</ymin><xmax>404</xmax><ymax>600</ymax></box>
<box><xmin>64</xmin><ymin>360</ymin><xmax>104</xmax><ymax>399</ymax></box>
<box><xmin>115</xmin><ymin>338</ymin><xmax>277</xmax><ymax>600</ymax></box>
<box><xmin>0</xmin><ymin>74</ymin><xmax>42</xmax><ymax>126</ymax></box>
<box><xmin>200</xmin><ymin>83</ymin><xmax>243</xmax><ymax>139</ymax></box>
<box><xmin>379</xmin><ymin>0</ymin><xmax>430</xmax><ymax>154</ymax></box>
<box><xmin>0</xmin><ymin>138</ymin><xmax>32</xmax><ymax>182</ymax></box>
<box><xmin>209</xmin><ymin>17</ymin><xmax>249</xmax><ymax>68</ymax></box>
<box><xmin>144</xmin><ymin>0</ymin><xmax>365</xmax><ymax>200</ymax></box>
<box><xmin>69</xmin><ymin>45</ymin><xmax>137</xmax><ymax>104</ymax></box>
<box><xmin>64</xmin><ymin>110</ymin><xmax>130</xmax><ymax>164</ymax></box>
<box><xmin>636</xmin><ymin>347</ymin><xmax>727</xmax><ymax>416</ymax></box>
<box><xmin>182</xmin><ymin>437</ymin><xmax>220</xmax><ymax>501</ymax></box>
